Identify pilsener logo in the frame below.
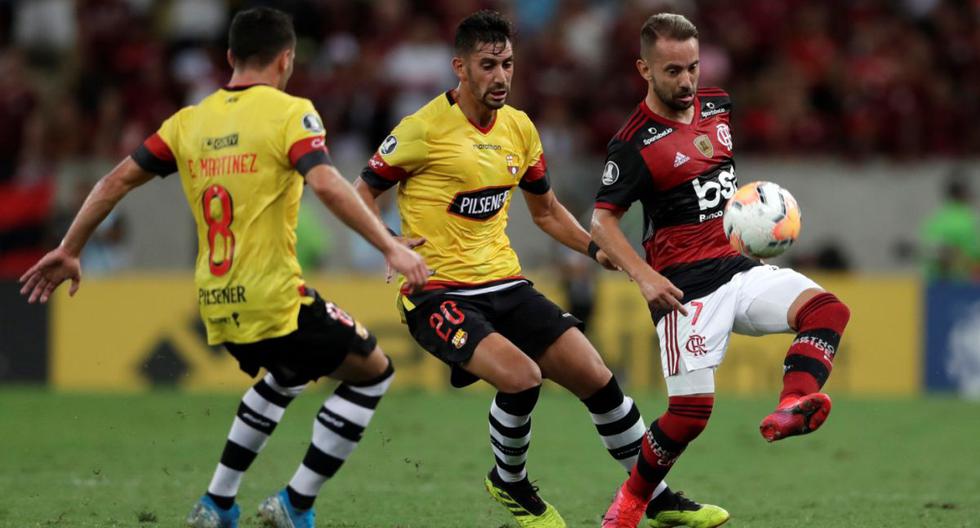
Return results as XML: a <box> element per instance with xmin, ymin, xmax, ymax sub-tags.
<box><xmin>448</xmin><ymin>185</ymin><xmax>512</xmax><ymax>220</ymax></box>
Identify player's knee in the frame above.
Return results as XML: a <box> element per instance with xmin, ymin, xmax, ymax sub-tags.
<box><xmin>798</xmin><ymin>292</ymin><xmax>850</xmax><ymax>331</ymax></box>
<box><xmin>662</xmin><ymin>395</ymin><xmax>714</xmax><ymax>443</ymax></box>
<box><xmin>497</xmin><ymin>365</ymin><xmax>542</xmax><ymax>393</ymax></box>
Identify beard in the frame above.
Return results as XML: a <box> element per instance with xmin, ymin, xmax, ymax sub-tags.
<box><xmin>481</xmin><ymin>85</ymin><xmax>509</xmax><ymax>109</ymax></box>
<box><xmin>654</xmin><ymin>82</ymin><xmax>695</xmax><ymax>111</ymax></box>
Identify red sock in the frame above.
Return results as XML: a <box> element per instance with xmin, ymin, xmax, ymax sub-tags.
<box><xmin>626</xmin><ymin>396</ymin><xmax>713</xmax><ymax>500</ymax></box>
<box><xmin>780</xmin><ymin>293</ymin><xmax>850</xmax><ymax>402</ymax></box>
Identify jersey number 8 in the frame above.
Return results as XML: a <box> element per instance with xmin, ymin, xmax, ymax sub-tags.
<box><xmin>202</xmin><ymin>184</ymin><xmax>235</xmax><ymax>276</ymax></box>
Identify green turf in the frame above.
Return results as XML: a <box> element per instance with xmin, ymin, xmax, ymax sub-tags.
<box><xmin>1</xmin><ymin>387</ymin><xmax>978</xmax><ymax>527</ymax></box>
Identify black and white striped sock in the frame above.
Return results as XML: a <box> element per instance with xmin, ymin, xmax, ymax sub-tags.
<box><xmin>582</xmin><ymin>376</ymin><xmax>646</xmax><ymax>471</ymax></box>
<box><xmin>285</xmin><ymin>360</ymin><xmax>395</xmax><ymax>510</ymax></box>
<box><xmin>489</xmin><ymin>385</ymin><xmax>540</xmax><ymax>483</ymax></box>
<box><xmin>207</xmin><ymin>373</ymin><xmax>305</xmax><ymax>506</ymax></box>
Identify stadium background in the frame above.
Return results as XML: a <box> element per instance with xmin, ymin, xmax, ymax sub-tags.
<box><xmin>0</xmin><ymin>1</ymin><xmax>979</xmax><ymax>527</ymax></box>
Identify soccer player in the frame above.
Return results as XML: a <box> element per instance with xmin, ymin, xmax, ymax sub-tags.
<box><xmin>19</xmin><ymin>8</ymin><xmax>429</xmax><ymax>528</ymax></box>
<box><xmin>354</xmin><ymin>10</ymin><xmax>720</xmax><ymax>528</ymax></box>
<box><xmin>593</xmin><ymin>13</ymin><xmax>851</xmax><ymax>527</ymax></box>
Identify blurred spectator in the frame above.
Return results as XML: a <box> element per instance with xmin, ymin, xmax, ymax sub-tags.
<box><xmin>2</xmin><ymin>0</ymin><xmax>980</xmax><ymax>270</ymax></box>
<box><xmin>921</xmin><ymin>171</ymin><xmax>980</xmax><ymax>281</ymax></box>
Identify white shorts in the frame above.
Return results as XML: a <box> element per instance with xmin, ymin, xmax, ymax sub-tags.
<box><xmin>655</xmin><ymin>265</ymin><xmax>821</xmax><ymax>396</ymax></box>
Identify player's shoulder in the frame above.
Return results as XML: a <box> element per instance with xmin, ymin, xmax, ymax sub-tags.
<box><xmin>412</xmin><ymin>92</ymin><xmax>455</xmax><ymax>123</ymax></box>
<box><xmin>697</xmin><ymin>86</ymin><xmax>732</xmax><ymax>116</ymax></box>
<box><xmin>608</xmin><ymin>105</ymin><xmax>664</xmax><ymax>150</ymax></box>
<box><xmin>491</xmin><ymin>104</ymin><xmax>536</xmax><ymax>146</ymax></box>
<box><xmin>396</xmin><ymin>92</ymin><xmax>455</xmax><ymax>137</ymax></box>
<box><xmin>498</xmin><ymin>103</ymin><xmax>531</xmax><ymax>123</ymax></box>
<box><xmin>270</xmin><ymin>89</ymin><xmax>317</xmax><ymax>117</ymax></box>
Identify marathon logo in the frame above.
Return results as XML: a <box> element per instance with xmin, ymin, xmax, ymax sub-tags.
<box><xmin>448</xmin><ymin>185</ymin><xmax>512</xmax><ymax>220</ymax></box>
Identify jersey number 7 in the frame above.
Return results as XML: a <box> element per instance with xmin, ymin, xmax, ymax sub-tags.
<box><xmin>202</xmin><ymin>184</ymin><xmax>236</xmax><ymax>276</ymax></box>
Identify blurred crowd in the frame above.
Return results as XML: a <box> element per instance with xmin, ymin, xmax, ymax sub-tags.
<box><xmin>1</xmin><ymin>0</ymin><xmax>978</xmax><ymax>277</ymax></box>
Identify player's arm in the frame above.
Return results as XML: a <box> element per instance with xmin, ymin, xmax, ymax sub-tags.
<box><xmin>522</xmin><ymin>188</ymin><xmax>614</xmax><ymax>270</ymax></box>
<box><xmin>305</xmin><ymin>164</ymin><xmax>429</xmax><ymax>291</ymax></box>
<box><xmin>518</xmin><ymin>127</ymin><xmax>616</xmax><ymax>269</ymax></box>
<box><xmin>19</xmin><ymin>157</ymin><xmax>155</xmax><ymax>303</ymax></box>
<box><xmin>591</xmin><ymin>140</ymin><xmax>687</xmax><ymax>315</ymax></box>
<box><xmin>354</xmin><ymin>117</ymin><xmax>428</xmax><ymax>249</ymax></box>
<box><xmin>591</xmin><ymin>208</ymin><xmax>686</xmax><ymax>315</ymax></box>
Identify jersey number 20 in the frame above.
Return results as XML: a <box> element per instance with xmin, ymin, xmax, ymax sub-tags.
<box><xmin>202</xmin><ymin>184</ymin><xmax>235</xmax><ymax>276</ymax></box>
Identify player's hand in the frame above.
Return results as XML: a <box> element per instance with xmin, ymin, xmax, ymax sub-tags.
<box><xmin>385</xmin><ymin>236</ymin><xmax>426</xmax><ymax>283</ymax></box>
<box><xmin>636</xmin><ymin>270</ymin><xmax>688</xmax><ymax>316</ymax></box>
<box><xmin>19</xmin><ymin>246</ymin><xmax>82</xmax><ymax>304</ymax></box>
<box><xmin>595</xmin><ymin>249</ymin><xmax>621</xmax><ymax>271</ymax></box>
<box><xmin>384</xmin><ymin>242</ymin><xmax>431</xmax><ymax>293</ymax></box>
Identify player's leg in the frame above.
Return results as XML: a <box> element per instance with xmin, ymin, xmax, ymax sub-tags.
<box><xmin>733</xmin><ymin>266</ymin><xmax>851</xmax><ymax>441</ymax></box>
<box><xmin>255</xmin><ymin>294</ymin><xmax>390</xmax><ymax>528</ymax></box>
<box><xmin>602</xmin><ymin>288</ymin><xmax>735</xmax><ymax>528</ymax></box>
<box><xmin>403</xmin><ymin>290</ymin><xmax>562</xmax><ymax>527</ymax></box>
<box><xmin>187</xmin><ymin>339</ymin><xmax>307</xmax><ymax>528</ymax></box>
<box><xmin>462</xmin><ymin>334</ymin><xmax>568</xmax><ymax>527</ymax></box>
<box><xmin>494</xmin><ymin>286</ymin><xmax>646</xmax><ymax>473</ymax></box>
<box><xmin>535</xmin><ymin>329</ymin><xmax>649</xmax><ymax>472</ymax></box>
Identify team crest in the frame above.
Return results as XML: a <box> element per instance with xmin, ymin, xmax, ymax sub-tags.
<box><xmin>452</xmin><ymin>329</ymin><xmax>468</xmax><ymax>349</ymax></box>
<box><xmin>693</xmin><ymin>134</ymin><xmax>714</xmax><ymax>158</ymax></box>
<box><xmin>685</xmin><ymin>334</ymin><xmax>708</xmax><ymax>356</ymax></box>
<box><xmin>716</xmin><ymin>123</ymin><xmax>732</xmax><ymax>151</ymax></box>
<box><xmin>506</xmin><ymin>154</ymin><xmax>519</xmax><ymax>176</ymax></box>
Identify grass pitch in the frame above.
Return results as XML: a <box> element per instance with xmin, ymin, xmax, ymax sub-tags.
<box><xmin>1</xmin><ymin>386</ymin><xmax>978</xmax><ymax>527</ymax></box>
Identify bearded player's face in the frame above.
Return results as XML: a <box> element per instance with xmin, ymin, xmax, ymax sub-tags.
<box><xmin>460</xmin><ymin>40</ymin><xmax>513</xmax><ymax>110</ymax></box>
<box><xmin>646</xmin><ymin>38</ymin><xmax>700</xmax><ymax>111</ymax></box>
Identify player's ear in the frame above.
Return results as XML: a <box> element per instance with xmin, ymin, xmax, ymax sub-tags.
<box><xmin>226</xmin><ymin>49</ymin><xmax>235</xmax><ymax>70</ymax></box>
<box><xmin>451</xmin><ymin>56</ymin><xmax>466</xmax><ymax>82</ymax></box>
<box><xmin>277</xmin><ymin>48</ymin><xmax>293</xmax><ymax>74</ymax></box>
<box><xmin>636</xmin><ymin>58</ymin><xmax>653</xmax><ymax>81</ymax></box>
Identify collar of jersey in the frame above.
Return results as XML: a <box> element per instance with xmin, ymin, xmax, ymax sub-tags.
<box><xmin>223</xmin><ymin>83</ymin><xmax>271</xmax><ymax>91</ymax></box>
<box><xmin>446</xmin><ymin>90</ymin><xmax>497</xmax><ymax>135</ymax></box>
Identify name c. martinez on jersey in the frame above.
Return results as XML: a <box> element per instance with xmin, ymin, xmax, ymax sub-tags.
<box><xmin>132</xmin><ymin>83</ymin><xmax>332</xmax><ymax>345</ymax></box>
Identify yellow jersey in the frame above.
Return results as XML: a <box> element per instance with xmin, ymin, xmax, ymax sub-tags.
<box><xmin>132</xmin><ymin>83</ymin><xmax>332</xmax><ymax>345</ymax></box>
<box><xmin>361</xmin><ymin>91</ymin><xmax>550</xmax><ymax>292</ymax></box>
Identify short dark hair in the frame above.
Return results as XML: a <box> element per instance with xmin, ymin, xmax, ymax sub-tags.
<box><xmin>641</xmin><ymin>13</ymin><xmax>698</xmax><ymax>55</ymax></box>
<box><xmin>454</xmin><ymin>10</ymin><xmax>512</xmax><ymax>55</ymax></box>
<box><xmin>229</xmin><ymin>7</ymin><xmax>296</xmax><ymax>67</ymax></box>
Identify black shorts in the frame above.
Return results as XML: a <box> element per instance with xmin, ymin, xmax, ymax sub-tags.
<box><xmin>224</xmin><ymin>289</ymin><xmax>377</xmax><ymax>386</ymax></box>
<box><xmin>403</xmin><ymin>281</ymin><xmax>582</xmax><ymax>387</ymax></box>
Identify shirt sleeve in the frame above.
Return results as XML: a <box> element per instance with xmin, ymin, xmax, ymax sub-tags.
<box><xmin>132</xmin><ymin>114</ymin><xmax>179</xmax><ymax>177</ymax></box>
<box><xmin>518</xmin><ymin>119</ymin><xmax>550</xmax><ymax>195</ymax></box>
<box><xmin>594</xmin><ymin>138</ymin><xmax>652</xmax><ymax>213</ymax></box>
<box><xmin>283</xmin><ymin>99</ymin><xmax>333</xmax><ymax>176</ymax></box>
<box><xmin>360</xmin><ymin>116</ymin><xmax>428</xmax><ymax>191</ymax></box>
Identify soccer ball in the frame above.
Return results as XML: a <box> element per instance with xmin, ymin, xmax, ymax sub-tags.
<box><xmin>723</xmin><ymin>181</ymin><xmax>801</xmax><ymax>259</ymax></box>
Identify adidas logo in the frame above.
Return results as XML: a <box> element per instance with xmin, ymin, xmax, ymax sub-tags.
<box><xmin>673</xmin><ymin>152</ymin><xmax>690</xmax><ymax>167</ymax></box>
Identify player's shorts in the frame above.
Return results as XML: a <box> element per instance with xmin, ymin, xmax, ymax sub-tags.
<box><xmin>655</xmin><ymin>265</ymin><xmax>821</xmax><ymax>395</ymax></box>
<box><xmin>224</xmin><ymin>288</ymin><xmax>377</xmax><ymax>386</ymax></box>
<box><xmin>402</xmin><ymin>280</ymin><xmax>583</xmax><ymax>387</ymax></box>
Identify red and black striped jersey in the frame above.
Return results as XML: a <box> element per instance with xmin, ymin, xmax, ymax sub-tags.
<box><xmin>595</xmin><ymin>87</ymin><xmax>757</xmax><ymax>308</ymax></box>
